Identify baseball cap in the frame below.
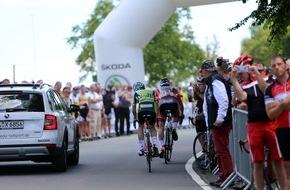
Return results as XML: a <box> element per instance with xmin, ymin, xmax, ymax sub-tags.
<box><xmin>200</xmin><ymin>60</ymin><xmax>216</xmax><ymax>71</ymax></box>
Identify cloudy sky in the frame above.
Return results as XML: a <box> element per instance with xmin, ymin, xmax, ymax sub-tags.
<box><xmin>0</xmin><ymin>0</ymin><xmax>257</xmax><ymax>87</ymax></box>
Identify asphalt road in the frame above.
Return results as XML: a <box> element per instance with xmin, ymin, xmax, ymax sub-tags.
<box><xmin>0</xmin><ymin>128</ymin><xmax>215</xmax><ymax>190</ymax></box>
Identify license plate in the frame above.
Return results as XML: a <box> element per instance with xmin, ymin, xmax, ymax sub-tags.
<box><xmin>140</xmin><ymin>104</ymin><xmax>153</xmax><ymax>108</ymax></box>
<box><xmin>0</xmin><ymin>120</ymin><xmax>24</xmax><ymax>130</ymax></box>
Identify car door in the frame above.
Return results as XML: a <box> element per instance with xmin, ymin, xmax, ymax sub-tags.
<box><xmin>49</xmin><ymin>91</ymin><xmax>74</xmax><ymax>148</ymax></box>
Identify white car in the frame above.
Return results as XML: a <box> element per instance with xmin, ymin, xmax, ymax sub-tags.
<box><xmin>0</xmin><ymin>83</ymin><xmax>80</xmax><ymax>172</ymax></box>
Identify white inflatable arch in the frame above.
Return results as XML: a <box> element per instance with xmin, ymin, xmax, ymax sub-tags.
<box><xmin>94</xmin><ymin>0</ymin><xmax>236</xmax><ymax>87</ymax></box>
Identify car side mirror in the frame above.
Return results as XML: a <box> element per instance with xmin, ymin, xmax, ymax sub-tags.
<box><xmin>68</xmin><ymin>104</ymin><xmax>80</xmax><ymax>113</ymax></box>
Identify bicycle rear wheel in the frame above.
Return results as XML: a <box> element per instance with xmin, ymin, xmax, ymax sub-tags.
<box><xmin>193</xmin><ymin>133</ymin><xmax>206</xmax><ymax>168</ymax></box>
<box><xmin>145</xmin><ymin>131</ymin><xmax>152</xmax><ymax>173</ymax></box>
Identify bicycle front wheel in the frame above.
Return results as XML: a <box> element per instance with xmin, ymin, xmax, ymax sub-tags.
<box><xmin>146</xmin><ymin>131</ymin><xmax>152</xmax><ymax>173</ymax></box>
<box><xmin>164</xmin><ymin>128</ymin><xmax>172</xmax><ymax>164</ymax></box>
<box><xmin>193</xmin><ymin>133</ymin><xmax>206</xmax><ymax>168</ymax></box>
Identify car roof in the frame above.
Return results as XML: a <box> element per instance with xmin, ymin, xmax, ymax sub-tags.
<box><xmin>0</xmin><ymin>83</ymin><xmax>52</xmax><ymax>92</ymax></box>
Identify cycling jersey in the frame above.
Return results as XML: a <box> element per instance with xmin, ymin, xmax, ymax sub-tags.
<box><xmin>155</xmin><ymin>86</ymin><xmax>182</xmax><ymax>121</ymax></box>
<box><xmin>133</xmin><ymin>89</ymin><xmax>157</xmax><ymax>125</ymax></box>
<box><xmin>265</xmin><ymin>77</ymin><xmax>290</xmax><ymax>128</ymax></box>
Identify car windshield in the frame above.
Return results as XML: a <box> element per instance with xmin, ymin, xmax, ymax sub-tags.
<box><xmin>0</xmin><ymin>92</ymin><xmax>44</xmax><ymax>112</ymax></box>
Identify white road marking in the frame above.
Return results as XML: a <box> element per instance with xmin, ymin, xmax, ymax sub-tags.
<box><xmin>185</xmin><ymin>152</ymin><xmax>214</xmax><ymax>190</ymax></box>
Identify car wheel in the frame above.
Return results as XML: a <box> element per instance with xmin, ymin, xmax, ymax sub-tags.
<box><xmin>68</xmin><ymin>133</ymin><xmax>79</xmax><ymax>165</ymax></box>
<box><xmin>52</xmin><ymin>139</ymin><xmax>68</xmax><ymax>172</ymax></box>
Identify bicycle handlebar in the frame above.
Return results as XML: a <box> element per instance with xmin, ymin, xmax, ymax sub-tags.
<box><xmin>239</xmin><ymin>139</ymin><xmax>250</xmax><ymax>154</ymax></box>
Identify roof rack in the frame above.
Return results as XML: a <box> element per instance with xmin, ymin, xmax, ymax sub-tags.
<box><xmin>0</xmin><ymin>83</ymin><xmax>51</xmax><ymax>89</ymax></box>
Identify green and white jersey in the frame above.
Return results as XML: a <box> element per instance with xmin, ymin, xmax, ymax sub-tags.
<box><xmin>133</xmin><ymin>89</ymin><xmax>157</xmax><ymax>115</ymax></box>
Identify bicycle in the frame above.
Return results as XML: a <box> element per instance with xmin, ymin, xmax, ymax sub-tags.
<box><xmin>164</xmin><ymin>111</ymin><xmax>174</xmax><ymax>164</ymax></box>
<box><xmin>134</xmin><ymin>114</ymin><xmax>155</xmax><ymax>173</ymax></box>
<box><xmin>239</xmin><ymin>139</ymin><xmax>280</xmax><ymax>190</ymax></box>
<box><xmin>192</xmin><ymin>126</ymin><xmax>217</xmax><ymax>172</ymax></box>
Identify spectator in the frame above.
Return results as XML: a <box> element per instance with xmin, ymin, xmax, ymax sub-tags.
<box><xmin>54</xmin><ymin>81</ymin><xmax>62</xmax><ymax>95</ymax></box>
<box><xmin>265</xmin><ymin>55</ymin><xmax>290</xmax><ymax>188</ymax></box>
<box><xmin>102</xmin><ymin>84</ymin><xmax>115</xmax><ymax>138</ymax></box>
<box><xmin>192</xmin><ymin>79</ymin><xmax>206</xmax><ymax>152</ymax></box>
<box><xmin>62</xmin><ymin>86</ymin><xmax>72</xmax><ymax>107</ymax></box>
<box><xmin>199</xmin><ymin>60</ymin><xmax>234</xmax><ymax>188</ymax></box>
<box><xmin>88</xmin><ymin>83</ymin><xmax>103</xmax><ymax>139</ymax></box>
<box><xmin>2</xmin><ymin>78</ymin><xmax>10</xmax><ymax>84</ymax></box>
<box><xmin>119</xmin><ymin>83</ymin><xmax>132</xmax><ymax>135</ymax></box>
<box><xmin>112</xmin><ymin>82</ymin><xmax>121</xmax><ymax>136</ymax></box>
<box><xmin>231</xmin><ymin>54</ymin><xmax>288</xmax><ymax>190</ymax></box>
<box><xmin>77</xmin><ymin>85</ymin><xmax>91</xmax><ymax>141</ymax></box>
<box><xmin>180</xmin><ymin>85</ymin><xmax>191</xmax><ymax>126</ymax></box>
<box><xmin>36</xmin><ymin>79</ymin><xmax>43</xmax><ymax>84</ymax></box>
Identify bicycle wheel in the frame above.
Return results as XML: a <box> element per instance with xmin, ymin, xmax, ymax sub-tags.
<box><xmin>208</xmin><ymin>138</ymin><xmax>218</xmax><ymax>172</ymax></box>
<box><xmin>145</xmin><ymin>130</ymin><xmax>152</xmax><ymax>173</ymax></box>
<box><xmin>193</xmin><ymin>133</ymin><xmax>206</xmax><ymax>167</ymax></box>
<box><xmin>164</xmin><ymin>128</ymin><xmax>172</xmax><ymax>164</ymax></box>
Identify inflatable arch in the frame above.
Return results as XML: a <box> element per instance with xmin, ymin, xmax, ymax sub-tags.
<box><xmin>93</xmin><ymin>0</ymin><xmax>236</xmax><ymax>87</ymax></box>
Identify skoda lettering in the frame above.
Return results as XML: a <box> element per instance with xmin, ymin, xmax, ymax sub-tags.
<box><xmin>101</xmin><ymin>63</ymin><xmax>131</xmax><ymax>71</ymax></box>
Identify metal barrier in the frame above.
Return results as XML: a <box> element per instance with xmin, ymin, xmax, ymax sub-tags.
<box><xmin>221</xmin><ymin>108</ymin><xmax>252</xmax><ymax>190</ymax></box>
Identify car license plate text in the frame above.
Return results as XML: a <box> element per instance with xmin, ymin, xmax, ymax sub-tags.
<box><xmin>0</xmin><ymin>121</ymin><xmax>24</xmax><ymax>130</ymax></box>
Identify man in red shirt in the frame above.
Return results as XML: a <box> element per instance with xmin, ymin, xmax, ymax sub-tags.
<box><xmin>265</xmin><ymin>55</ymin><xmax>290</xmax><ymax>189</ymax></box>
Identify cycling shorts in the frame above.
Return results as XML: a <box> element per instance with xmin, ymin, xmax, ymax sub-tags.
<box><xmin>276</xmin><ymin>127</ymin><xmax>290</xmax><ymax>161</ymax></box>
<box><xmin>247</xmin><ymin>121</ymin><xmax>281</xmax><ymax>162</ymax></box>
<box><xmin>157</xmin><ymin>96</ymin><xmax>179</xmax><ymax>122</ymax></box>
<box><xmin>137</xmin><ymin>111</ymin><xmax>156</xmax><ymax>126</ymax></box>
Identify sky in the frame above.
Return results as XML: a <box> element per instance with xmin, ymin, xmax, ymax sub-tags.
<box><xmin>0</xmin><ymin>0</ymin><xmax>258</xmax><ymax>87</ymax></box>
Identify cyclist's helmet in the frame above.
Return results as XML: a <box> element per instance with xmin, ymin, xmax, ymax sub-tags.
<box><xmin>133</xmin><ymin>82</ymin><xmax>145</xmax><ymax>92</ymax></box>
<box><xmin>233</xmin><ymin>54</ymin><xmax>254</xmax><ymax>66</ymax></box>
<box><xmin>159</xmin><ymin>78</ymin><xmax>170</xmax><ymax>87</ymax></box>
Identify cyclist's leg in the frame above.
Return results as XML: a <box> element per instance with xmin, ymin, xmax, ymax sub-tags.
<box><xmin>157</xmin><ymin>119</ymin><xmax>165</xmax><ymax>146</ymax></box>
<box><xmin>172</xmin><ymin>116</ymin><xmax>179</xmax><ymax>141</ymax></box>
<box><xmin>137</xmin><ymin>123</ymin><xmax>145</xmax><ymax>156</ymax></box>
<box><xmin>157</xmin><ymin>117</ymin><xmax>165</xmax><ymax>158</ymax></box>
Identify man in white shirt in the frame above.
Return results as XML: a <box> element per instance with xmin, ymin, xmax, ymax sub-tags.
<box><xmin>88</xmin><ymin>83</ymin><xmax>103</xmax><ymax>139</ymax></box>
<box><xmin>199</xmin><ymin>60</ymin><xmax>234</xmax><ymax>188</ymax></box>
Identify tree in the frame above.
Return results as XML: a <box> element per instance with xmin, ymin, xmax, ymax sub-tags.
<box><xmin>241</xmin><ymin>26</ymin><xmax>290</xmax><ymax>65</ymax></box>
<box><xmin>67</xmin><ymin>1</ymin><xmax>114</xmax><ymax>82</ymax></box>
<box><xmin>143</xmin><ymin>8</ymin><xmax>205</xmax><ymax>86</ymax></box>
<box><xmin>229</xmin><ymin>0</ymin><xmax>290</xmax><ymax>49</ymax></box>
<box><xmin>67</xmin><ymin>1</ymin><xmax>205</xmax><ymax>85</ymax></box>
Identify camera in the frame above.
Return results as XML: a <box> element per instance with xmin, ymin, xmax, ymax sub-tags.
<box><xmin>216</xmin><ymin>57</ymin><xmax>229</xmax><ymax>66</ymax></box>
<box><xmin>237</xmin><ymin>65</ymin><xmax>248</xmax><ymax>73</ymax></box>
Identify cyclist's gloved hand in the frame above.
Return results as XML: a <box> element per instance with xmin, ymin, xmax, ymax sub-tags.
<box><xmin>179</xmin><ymin>114</ymin><xmax>185</xmax><ymax>125</ymax></box>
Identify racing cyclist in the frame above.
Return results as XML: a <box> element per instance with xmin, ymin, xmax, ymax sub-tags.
<box><xmin>156</xmin><ymin>78</ymin><xmax>184</xmax><ymax>158</ymax></box>
<box><xmin>132</xmin><ymin>82</ymin><xmax>159</xmax><ymax>157</ymax></box>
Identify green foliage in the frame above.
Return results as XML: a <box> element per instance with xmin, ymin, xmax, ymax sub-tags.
<box><xmin>241</xmin><ymin>25</ymin><xmax>290</xmax><ymax>66</ymax></box>
<box><xmin>229</xmin><ymin>0</ymin><xmax>290</xmax><ymax>49</ymax></box>
<box><xmin>67</xmin><ymin>1</ymin><xmax>114</xmax><ymax>82</ymax></box>
<box><xmin>144</xmin><ymin>8</ymin><xmax>205</xmax><ymax>86</ymax></box>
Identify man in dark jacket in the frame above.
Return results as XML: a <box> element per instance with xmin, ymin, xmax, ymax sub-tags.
<box><xmin>199</xmin><ymin>60</ymin><xmax>234</xmax><ymax>187</ymax></box>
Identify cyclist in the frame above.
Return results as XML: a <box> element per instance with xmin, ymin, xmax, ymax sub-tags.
<box><xmin>132</xmin><ymin>82</ymin><xmax>159</xmax><ymax>157</ymax></box>
<box><xmin>156</xmin><ymin>78</ymin><xmax>183</xmax><ymax>158</ymax></box>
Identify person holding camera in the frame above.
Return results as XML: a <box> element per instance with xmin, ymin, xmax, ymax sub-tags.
<box><xmin>231</xmin><ymin>54</ymin><xmax>288</xmax><ymax>190</ymax></box>
<box><xmin>199</xmin><ymin>60</ymin><xmax>234</xmax><ymax>187</ymax></box>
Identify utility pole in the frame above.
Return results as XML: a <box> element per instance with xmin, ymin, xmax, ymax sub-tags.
<box><xmin>13</xmin><ymin>65</ymin><xmax>15</xmax><ymax>84</ymax></box>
